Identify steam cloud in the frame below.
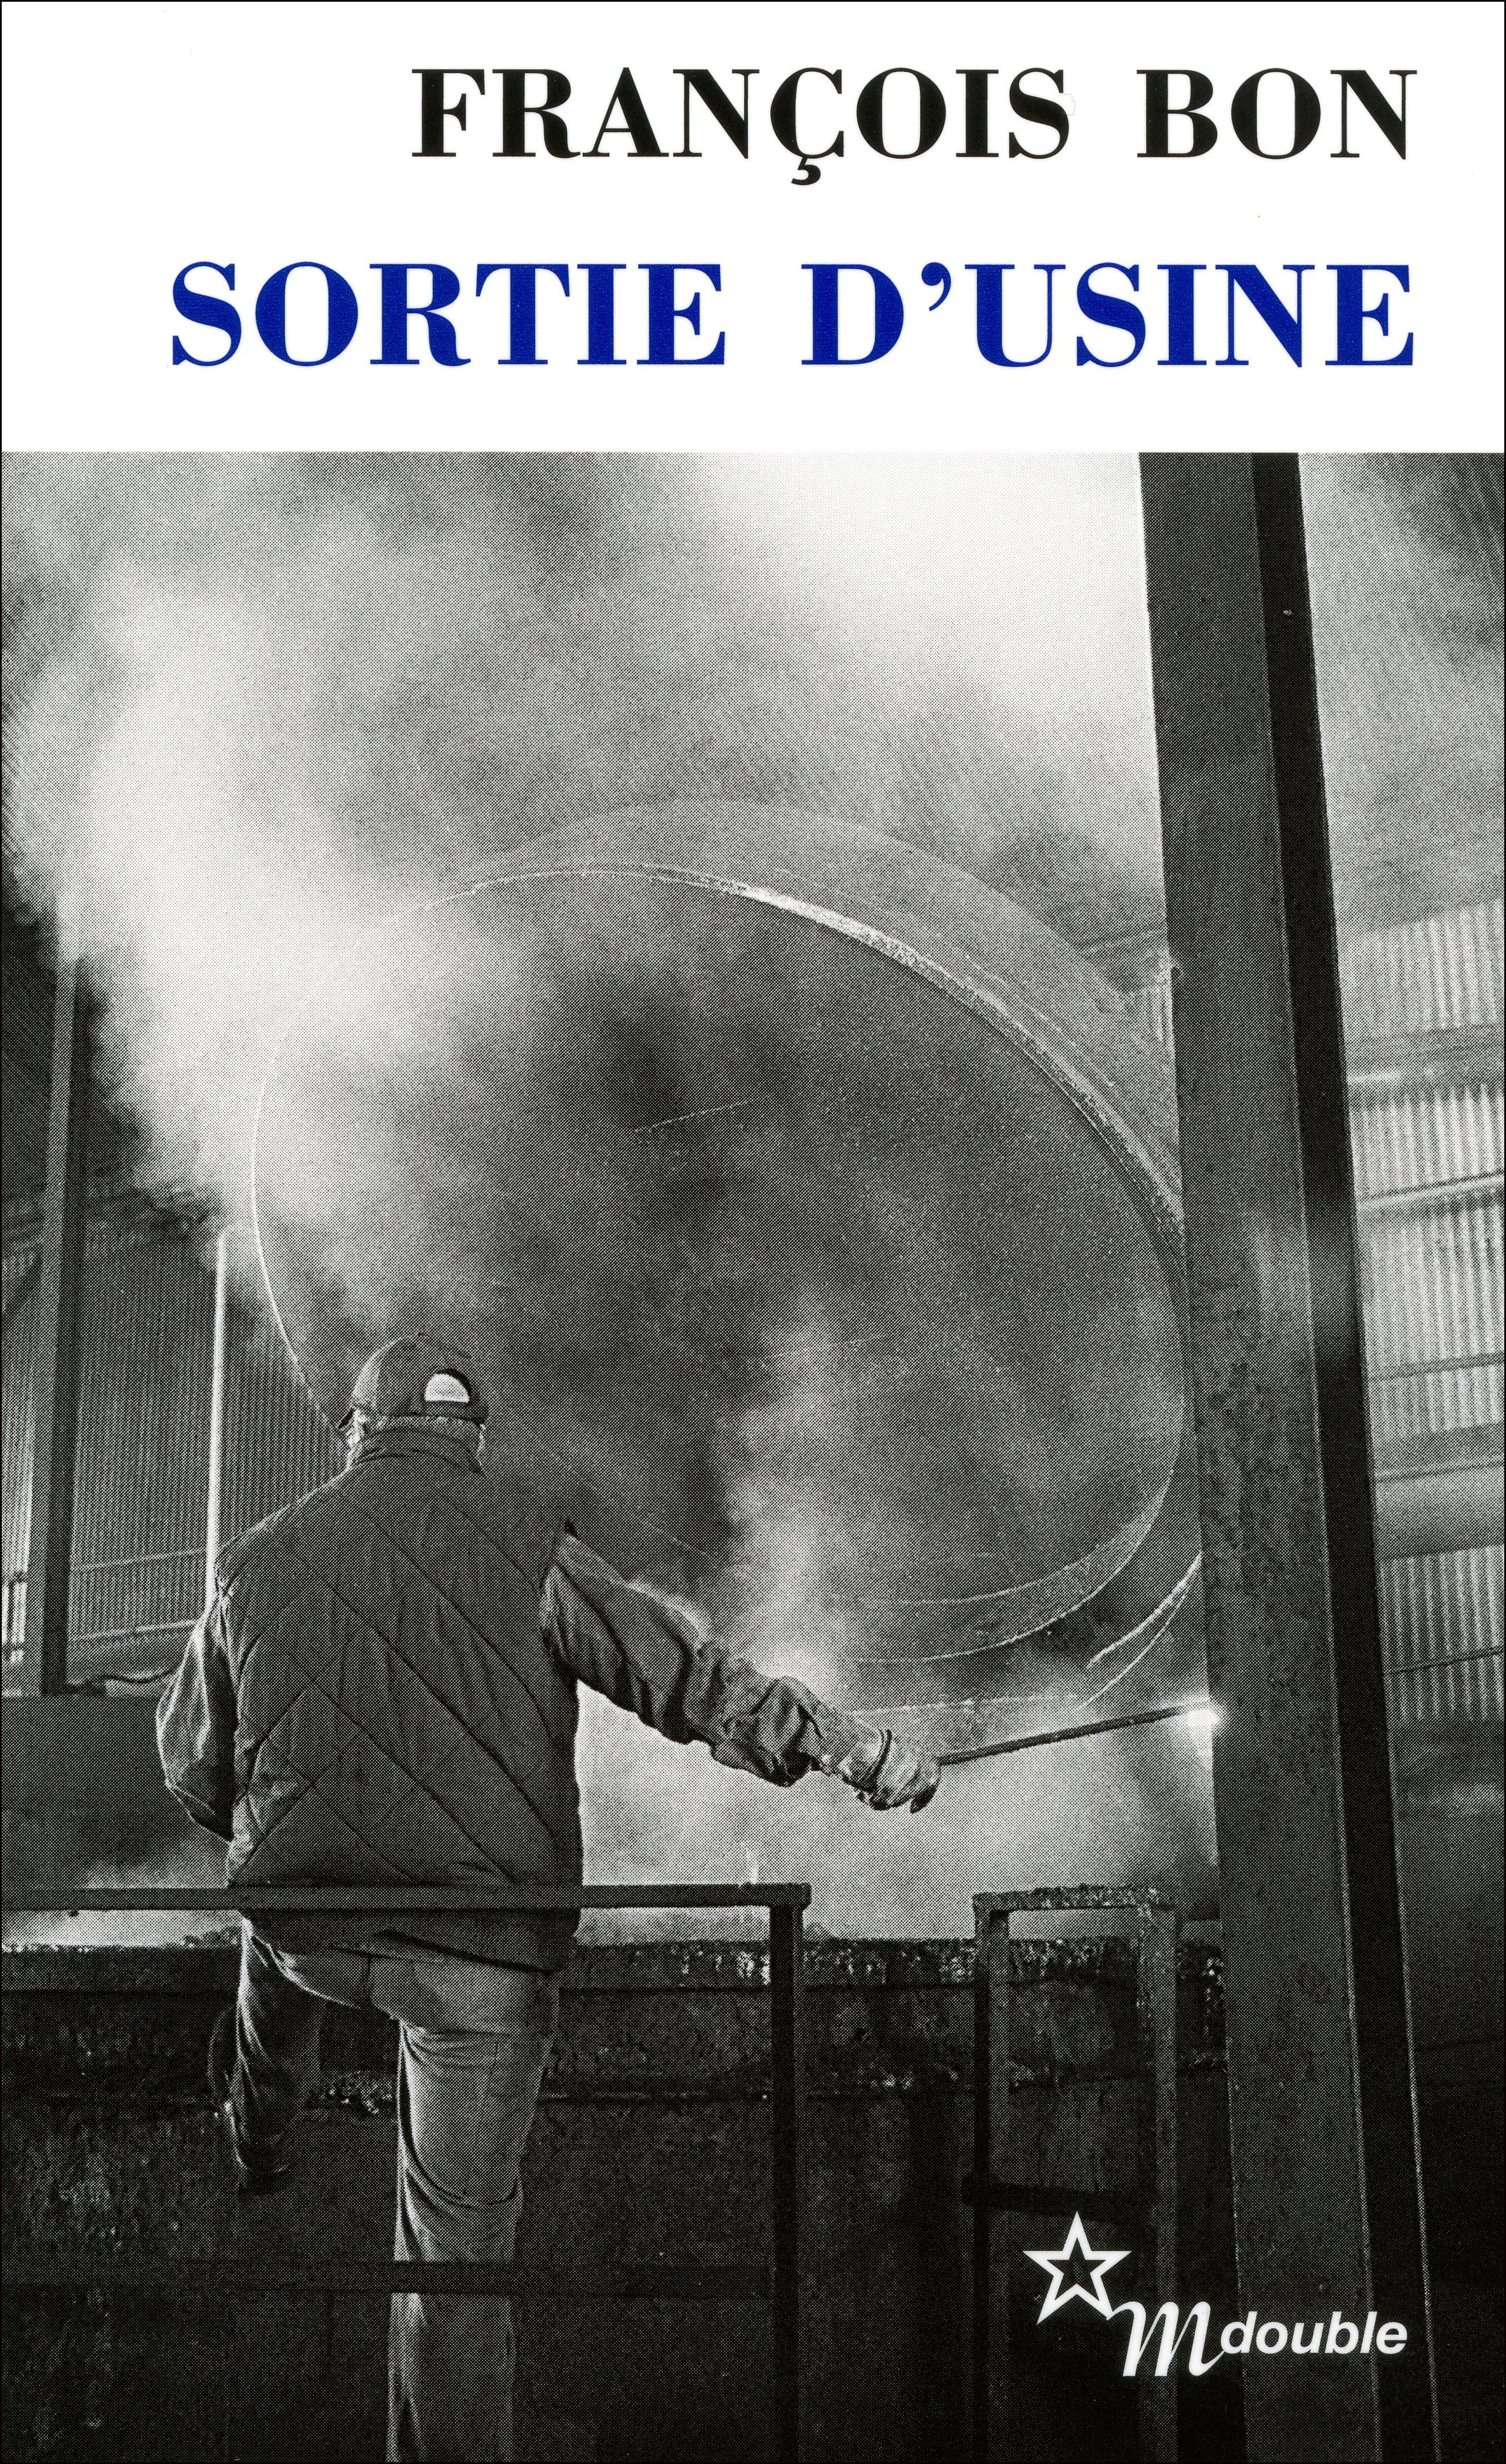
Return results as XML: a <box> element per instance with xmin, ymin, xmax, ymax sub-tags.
<box><xmin>2</xmin><ymin>451</ymin><xmax>1166</xmax><ymax>1242</ymax></box>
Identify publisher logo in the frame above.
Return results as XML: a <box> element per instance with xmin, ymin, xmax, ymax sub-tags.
<box><xmin>1024</xmin><ymin>2215</ymin><xmax>1409</xmax><ymax>2376</ymax></box>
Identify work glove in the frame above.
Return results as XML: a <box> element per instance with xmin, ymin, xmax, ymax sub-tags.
<box><xmin>817</xmin><ymin>1712</ymin><xmax>941</xmax><ymax>1814</ymax></box>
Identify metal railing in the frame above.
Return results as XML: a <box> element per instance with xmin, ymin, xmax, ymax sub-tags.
<box><xmin>968</xmin><ymin>1887</ymin><xmax>1180</xmax><ymax>2464</ymax></box>
<box><xmin>2</xmin><ymin>1881</ymin><xmax>811</xmax><ymax>2463</ymax></box>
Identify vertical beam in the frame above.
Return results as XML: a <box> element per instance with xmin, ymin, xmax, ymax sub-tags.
<box><xmin>21</xmin><ymin>953</ymin><xmax>91</xmax><ymax>1697</ymax></box>
<box><xmin>769</xmin><ymin>1898</ymin><xmax>806</xmax><ymax>2462</ymax></box>
<box><xmin>204</xmin><ymin>1226</ymin><xmax>231</xmax><ymax>1608</ymax></box>
<box><xmin>1136</xmin><ymin>1906</ymin><xmax>1179</xmax><ymax>2463</ymax></box>
<box><xmin>971</xmin><ymin>1901</ymin><xmax>1009</xmax><ymax>2462</ymax></box>
<box><xmin>1139</xmin><ymin>453</ymin><xmax>1436</xmax><ymax>2461</ymax></box>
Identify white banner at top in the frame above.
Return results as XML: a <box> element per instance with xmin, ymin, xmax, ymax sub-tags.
<box><xmin>2</xmin><ymin>0</ymin><xmax>1501</xmax><ymax>452</ymax></box>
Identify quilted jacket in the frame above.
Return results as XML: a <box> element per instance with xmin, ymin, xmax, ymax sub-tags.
<box><xmin>157</xmin><ymin>1424</ymin><xmax>579</xmax><ymax>1970</ymax></box>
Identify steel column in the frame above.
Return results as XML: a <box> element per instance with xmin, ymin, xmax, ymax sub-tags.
<box><xmin>971</xmin><ymin>1899</ymin><xmax>1010</xmax><ymax>2463</ymax></box>
<box><xmin>1136</xmin><ymin>1907</ymin><xmax>1179</xmax><ymax>2464</ymax></box>
<box><xmin>204</xmin><ymin>1226</ymin><xmax>231</xmax><ymax>1608</ymax></box>
<box><xmin>20</xmin><ymin>952</ymin><xmax>91</xmax><ymax>1697</ymax></box>
<box><xmin>1140</xmin><ymin>452</ymin><xmax>1436</xmax><ymax>2461</ymax></box>
<box><xmin>769</xmin><ymin>1898</ymin><xmax>807</xmax><ymax>2463</ymax></box>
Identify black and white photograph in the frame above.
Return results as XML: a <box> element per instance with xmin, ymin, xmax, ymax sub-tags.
<box><xmin>2</xmin><ymin>6</ymin><xmax>1502</xmax><ymax>2462</ymax></box>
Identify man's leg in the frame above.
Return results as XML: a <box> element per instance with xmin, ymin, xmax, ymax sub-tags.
<box><xmin>219</xmin><ymin>1927</ymin><xmax>366</xmax><ymax>2186</ymax></box>
<box><xmin>377</xmin><ymin>1963</ymin><xmax>558</xmax><ymax>2464</ymax></box>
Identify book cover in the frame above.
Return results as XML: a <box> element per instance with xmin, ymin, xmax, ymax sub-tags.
<box><xmin>2</xmin><ymin>7</ymin><xmax>1500</xmax><ymax>2459</ymax></box>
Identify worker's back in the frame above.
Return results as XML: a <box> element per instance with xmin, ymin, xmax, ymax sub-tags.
<box><xmin>215</xmin><ymin>1421</ymin><xmax>580</xmax><ymax>1968</ymax></box>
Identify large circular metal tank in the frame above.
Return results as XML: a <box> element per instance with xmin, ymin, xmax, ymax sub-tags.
<box><xmin>253</xmin><ymin>804</ymin><xmax>1202</xmax><ymax>1752</ymax></box>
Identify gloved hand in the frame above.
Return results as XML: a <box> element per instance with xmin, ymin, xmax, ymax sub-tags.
<box><xmin>818</xmin><ymin>1712</ymin><xmax>941</xmax><ymax>1813</ymax></box>
<box><xmin>857</xmin><ymin>1728</ymin><xmax>941</xmax><ymax>1813</ymax></box>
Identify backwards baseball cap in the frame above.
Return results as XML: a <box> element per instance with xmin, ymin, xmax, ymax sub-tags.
<box><xmin>341</xmin><ymin>1335</ymin><xmax>489</xmax><ymax>1432</ymax></box>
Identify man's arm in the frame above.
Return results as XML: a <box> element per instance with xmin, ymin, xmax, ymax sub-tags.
<box><xmin>155</xmin><ymin>1593</ymin><xmax>238</xmax><ymax>1839</ymax></box>
<box><xmin>541</xmin><ymin>1531</ymin><xmax>938</xmax><ymax>1809</ymax></box>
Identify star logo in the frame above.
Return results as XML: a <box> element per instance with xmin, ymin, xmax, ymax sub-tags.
<box><xmin>1023</xmin><ymin>2213</ymin><xmax>1130</xmax><ymax>2320</ymax></box>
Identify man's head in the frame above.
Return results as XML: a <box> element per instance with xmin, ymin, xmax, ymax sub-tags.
<box><xmin>341</xmin><ymin>1335</ymin><xmax>489</xmax><ymax>1459</ymax></box>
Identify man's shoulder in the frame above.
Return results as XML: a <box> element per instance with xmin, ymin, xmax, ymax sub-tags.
<box><xmin>451</xmin><ymin>1446</ymin><xmax>570</xmax><ymax>1590</ymax></box>
<box><xmin>214</xmin><ymin>1471</ymin><xmax>352</xmax><ymax>1588</ymax></box>
<box><xmin>215</xmin><ymin>1446</ymin><xmax>566</xmax><ymax>1593</ymax></box>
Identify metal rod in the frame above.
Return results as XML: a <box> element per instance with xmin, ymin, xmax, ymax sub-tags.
<box><xmin>1356</xmin><ymin>1170</ymin><xmax>1501</xmax><ymax>1215</ymax></box>
<box><xmin>2</xmin><ymin>1882</ymin><xmax>814</xmax><ymax>1912</ymax></box>
<box><xmin>204</xmin><ymin>1227</ymin><xmax>231</xmax><ymax>1610</ymax></box>
<box><xmin>1388</xmin><ymin>1642</ymin><xmax>1503</xmax><ymax>1678</ymax></box>
<box><xmin>1345</xmin><ymin>1021</ymin><xmax>1505</xmax><ymax>1089</ymax></box>
<box><xmin>2</xmin><ymin>2260</ymin><xmax>769</xmax><ymax>2302</ymax></box>
<box><xmin>1</xmin><ymin>1249</ymin><xmax>42</xmax><ymax>1331</ymax></box>
<box><xmin>938</xmin><ymin>1699</ymin><xmax>1209</xmax><ymax>1767</ymax></box>
<box><xmin>768</xmin><ymin>1900</ymin><xmax>806</xmax><ymax>2462</ymax></box>
<box><xmin>68</xmin><ymin>1619</ymin><xmax>195</xmax><ymax>1648</ymax></box>
<box><xmin>71</xmin><ymin>1547</ymin><xmax>206</xmax><ymax>1575</ymax></box>
<box><xmin>1369</xmin><ymin>1349</ymin><xmax>1504</xmax><ymax>1382</ymax></box>
<box><xmin>21</xmin><ymin>949</ymin><xmax>92</xmax><ymax>1697</ymax></box>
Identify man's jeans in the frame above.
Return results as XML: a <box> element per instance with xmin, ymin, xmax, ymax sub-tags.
<box><xmin>230</xmin><ymin>1926</ymin><xmax>558</xmax><ymax>2463</ymax></box>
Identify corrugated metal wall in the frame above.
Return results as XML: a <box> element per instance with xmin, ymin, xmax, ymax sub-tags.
<box><xmin>1346</xmin><ymin>900</ymin><xmax>1504</xmax><ymax>1723</ymax></box>
<box><xmin>72</xmin><ymin>1229</ymin><xmax>215</xmax><ymax>1657</ymax></box>
<box><xmin>1359</xmin><ymin>1181</ymin><xmax>1501</xmax><ymax>1448</ymax></box>
<box><xmin>1339</xmin><ymin>900</ymin><xmax>1502</xmax><ymax>1039</ymax></box>
<box><xmin>1381</xmin><ymin>1549</ymin><xmax>1503</xmax><ymax>1725</ymax></box>
<box><xmin>1137</xmin><ymin>897</ymin><xmax>1504</xmax><ymax>1723</ymax></box>
<box><xmin>1</xmin><ymin>1244</ymin><xmax>40</xmax><ymax>1658</ymax></box>
<box><xmin>219</xmin><ymin>1286</ymin><xmax>344</xmax><ymax>1540</ymax></box>
<box><xmin>1</xmin><ymin>1224</ymin><xmax>339</xmax><ymax>1684</ymax></box>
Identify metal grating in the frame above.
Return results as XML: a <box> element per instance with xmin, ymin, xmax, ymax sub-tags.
<box><xmin>1129</xmin><ymin>899</ymin><xmax>1503</xmax><ymax>1723</ymax></box>
<box><xmin>2</xmin><ymin>1222</ymin><xmax>340</xmax><ymax>1684</ymax></box>
<box><xmin>1362</xmin><ymin>1196</ymin><xmax>1503</xmax><ymax>1447</ymax></box>
<box><xmin>220</xmin><ymin>1304</ymin><xmax>343</xmax><ymax>1542</ymax></box>
<box><xmin>1338</xmin><ymin>898</ymin><xmax>1503</xmax><ymax>1039</ymax></box>
<box><xmin>1349</xmin><ymin>1078</ymin><xmax>1502</xmax><ymax>1196</ymax></box>
<box><xmin>1381</xmin><ymin>1547</ymin><xmax>1505</xmax><ymax>1723</ymax></box>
